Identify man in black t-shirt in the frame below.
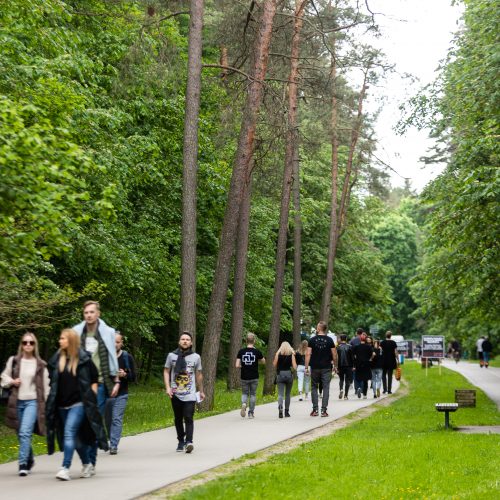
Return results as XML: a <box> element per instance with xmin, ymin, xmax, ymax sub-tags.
<box><xmin>380</xmin><ymin>331</ymin><xmax>399</xmax><ymax>394</ymax></box>
<box><xmin>236</xmin><ymin>333</ymin><xmax>265</xmax><ymax>419</ymax></box>
<box><xmin>305</xmin><ymin>321</ymin><xmax>337</xmax><ymax>417</ymax></box>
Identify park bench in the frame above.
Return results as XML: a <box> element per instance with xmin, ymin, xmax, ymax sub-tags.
<box><xmin>435</xmin><ymin>403</ymin><xmax>459</xmax><ymax>429</ymax></box>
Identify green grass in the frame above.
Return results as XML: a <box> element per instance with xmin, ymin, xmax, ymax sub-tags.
<box><xmin>0</xmin><ymin>377</ymin><xmax>277</xmax><ymax>464</ymax></box>
<box><xmin>173</xmin><ymin>362</ymin><xmax>500</xmax><ymax>500</ymax></box>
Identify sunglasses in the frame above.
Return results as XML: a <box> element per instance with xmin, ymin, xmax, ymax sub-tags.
<box><xmin>22</xmin><ymin>340</ymin><xmax>35</xmax><ymax>346</ymax></box>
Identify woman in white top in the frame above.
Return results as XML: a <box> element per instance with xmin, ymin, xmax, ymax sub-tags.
<box><xmin>1</xmin><ymin>332</ymin><xmax>50</xmax><ymax>476</ymax></box>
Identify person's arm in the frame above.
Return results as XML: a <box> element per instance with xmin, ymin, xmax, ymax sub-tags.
<box><xmin>260</xmin><ymin>357</ymin><xmax>266</xmax><ymax>364</ymax></box>
<box><xmin>195</xmin><ymin>370</ymin><xmax>205</xmax><ymax>401</ymax></box>
<box><xmin>292</xmin><ymin>354</ymin><xmax>297</xmax><ymax>370</ymax></box>
<box><xmin>91</xmin><ymin>383</ymin><xmax>98</xmax><ymax>394</ymax></box>
<box><xmin>235</xmin><ymin>358</ymin><xmax>241</xmax><ymax>368</ymax></box>
<box><xmin>305</xmin><ymin>347</ymin><xmax>312</xmax><ymax>373</ymax></box>
<box><xmin>273</xmin><ymin>351</ymin><xmax>279</xmax><ymax>368</ymax></box>
<box><xmin>332</xmin><ymin>347</ymin><xmax>338</xmax><ymax>372</ymax></box>
<box><xmin>394</xmin><ymin>347</ymin><xmax>399</xmax><ymax>366</ymax></box>
<box><xmin>0</xmin><ymin>356</ymin><xmax>19</xmax><ymax>388</ymax></box>
<box><xmin>164</xmin><ymin>367</ymin><xmax>173</xmax><ymax>398</ymax></box>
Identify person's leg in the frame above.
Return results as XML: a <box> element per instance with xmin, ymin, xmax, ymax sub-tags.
<box><xmin>171</xmin><ymin>396</ymin><xmax>186</xmax><ymax>444</ymax></box>
<box><xmin>88</xmin><ymin>383</ymin><xmax>108</xmax><ymax>466</ymax></box>
<box><xmin>284</xmin><ymin>376</ymin><xmax>292</xmax><ymax>412</ymax></box>
<box><xmin>248</xmin><ymin>379</ymin><xmax>258</xmax><ymax>413</ymax></box>
<box><xmin>59</xmin><ymin>405</ymin><xmax>86</xmax><ymax>469</ymax></box>
<box><xmin>382</xmin><ymin>368</ymin><xmax>388</xmax><ymax>393</ymax></box>
<box><xmin>321</xmin><ymin>369</ymin><xmax>332</xmax><ymax>411</ymax></box>
<box><xmin>277</xmin><ymin>381</ymin><xmax>285</xmax><ymax>408</ymax></box>
<box><xmin>387</xmin><ymin>369</ymin><xmax>394</xmax><ymax>392</ymax></box>
<box><xmin>310</xmin><ymin>369</ymin><xmax>320</xmax><ymax>412</ymax></box>
<box><xmin>483</xmin><ymin>352</ymin><xmax>490</xmax><ymax>368</ymax></box>
<box><xmin>345</xmin><ymin>368</ymin><xmax>353</xmax><ymax>397</ymax></box>
<box><xmin>109</xmin><ymin>394</ymin><xmax>128</xmax><ymax>450</ymax></box>
<box><xmin>182</xmin><ymin>401</ymin><xmax>196</xmax><ymax>444</ymax></box>
<box><xmin>304</xmin><ymin>371</ymin><xmax>311</xmax><ymax>398</ymax></box>
<box><xmin>240</xmin><ymin>379</ymin><xmax>249</xmax><ymax>406</ymax></box>
<box><xmin>362</xmin><ymin>380</ymin><xmax>368</xmax><ymax>396</ymax></box>
<box><xmin>17</xmin><ymin>400</ymin><xmax>37</xmax><ymax>469</ymax></box>
<box><xmin>338</xmin><ymin>368</ymin><xmax>345</xmax><ymax>392</ymax></box>
<box><xmin>297</xmin><ymin>366</ymin><xmax>304</xmax><ymax>395</ymax></box>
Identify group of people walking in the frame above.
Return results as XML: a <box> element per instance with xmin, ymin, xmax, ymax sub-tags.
<box><xmin>236</xmin><ymin>323</ymin><xmax>401</xmax><ymax>421</ymax></box>
<box><xmin>1</xmin><ymin>301</ymin><xmax>136</xmax><ymax>479</ymax></box>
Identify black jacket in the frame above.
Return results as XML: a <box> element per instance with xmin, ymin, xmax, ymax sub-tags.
<box><xmin>46</xmin><ymin>349</ymin><xmax>108</xmax><ymax>454</ymax></box>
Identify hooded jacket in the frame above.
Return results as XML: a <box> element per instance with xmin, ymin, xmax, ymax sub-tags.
<box><xmin>45</xmin><ymin>349</ymin><xmax>108</xmax><ymax>454</ymax></box>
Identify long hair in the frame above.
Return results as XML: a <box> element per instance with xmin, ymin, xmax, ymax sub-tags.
<box><xmin>17</xmin><ymin>332</ymin><xmax>42</xmax><ymax>360</ymax></box>
<box><xmin>297</xmin><ymin>339</ymin><xmax>308</xmax><ymax>355</ymax></box>
<box><xmin>58</xmin><ymin>329</ymin><xmax>80</xmax><ymax>376</ymax></box>
<box><xmin>278</xmin><ymin>341</ymin><xmax>294</xmax><ymax>356</ymax></box>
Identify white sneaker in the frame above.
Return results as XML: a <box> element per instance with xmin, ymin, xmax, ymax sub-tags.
<box><xmin>80</xmin><ymin>464</ymin><xmax>93</xmax><ymax>478</ymax></box>
<box><xmin>90</xmin><ymin>465</ymin><xmax>96</xmax><ymax>476</ymax></box>
<box><xmin>56</xmin><ymin>467</ymin><xmax>71</xmax><ymax>481</ymax></box>
<box><xmin>240</xmin><ymin>403</ymin><xmax>247</xmax><ymax>418</ymax></box>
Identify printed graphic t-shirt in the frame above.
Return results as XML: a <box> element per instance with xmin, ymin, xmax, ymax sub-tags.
<box><xmin>165</xmin><ymin>352</ymin><xmax>202</xmax><ymax>402</ymax></box>
<box><xmin>308</xmin><ymin>335</ymin><xmax>335</xmax><ymax>369</ymax></box>
<box><xmin>237</xmin><ymin>347</ymin><xmax>264</xmax><ymax>380</ymax></box>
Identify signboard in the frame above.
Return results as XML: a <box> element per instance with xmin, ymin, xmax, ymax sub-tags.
<box><xmin>406</xmin><ymin>340</ymin><xmax>414</xmax><ymax>359</ymax></box>
<box><xmin>396</xmin><ymin>340</ymin><xmax>409</xmax><ymax>356</ymax></box>
<box><xmin>421</xmin><ymin>335</ymin><xmax>445</xmax><ymax>358</ymax></box>
<box><xmin>455</xmin><ymin>389</ymin><xmax>476</xmax><ymax>408</ymax></box>
<box><xmin>369</xmin><ymin>325</ymin><xmax>379</xmax><ymax>335</ymax></box>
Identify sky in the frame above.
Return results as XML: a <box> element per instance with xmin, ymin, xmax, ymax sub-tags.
<box><xmin>362</xmin><ymin>0</ymin><xmax>464</xmax><ymax>192</ymax></box>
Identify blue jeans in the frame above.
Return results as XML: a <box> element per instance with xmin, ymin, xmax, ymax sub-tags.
<box><xmin>17</xmin><ymin>399</ymin><xmax>37</xmax><ymax>466</ymax></box>
<box><xmin>89</xmin><ymin>383</ymin><xmax>109</xmax><ymax>465</ymax></box>
<box><xmin>58</xmin><ymin>404</ymin><xmax>89</xmax><ymax>468</ymax></box>
<box><xmin>107</xmin><ymin>393</ymin><xmax>128</xmax><ymax>448</ymax></box>
<box><xmin>371</xmin><ymin>368</ymin><xmax>383</xmax><ymax>394</ymax></box>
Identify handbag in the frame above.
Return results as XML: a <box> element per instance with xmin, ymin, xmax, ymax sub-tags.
<box><xmin>395</xmin><ymin>366</ymin><xmax>402</xmax><ymax>381</ymax></box>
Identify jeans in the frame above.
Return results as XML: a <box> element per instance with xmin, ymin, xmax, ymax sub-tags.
<box><xmin>296</xmin><ymin>365</ymin><xmax>310</xmax><ymax>395</ymax></box>
<box><xmin>171</xmin><ymin>395</ymin><xmax>195</xmax><ymax>443</ymax></box>
<box><xmin>483</xmin><ymin>352</ymin><xmax>491</xmax><ymax>366</ymax></box>
<box><xmin>371</xmin><ymin>368</ymin><xmax>383</xmax><ymax>395</ymax></box>
<box><xmin>338</xmin><ymin>367</ymin><xmax>353</xmax><ymax>396</ymax></box>
<box><xmin>16</xmin><ymin>399</ymin><xmax>37</xmax><ymax>466</ymax></box>
<box><xmin>382</xmin><ymin>368</ymin><xmax>394</xmax><ymax>393</ymax></box>
<box><xmin>107</xmin><ymin>393</ymin><xmax>129</xmax><ymax>449</ymax></box>
<box><xmin>88</xmin><ymin>383</ymin><xmax>109</xmax><ymax>465</ymax></box>
<box><xmin>240</xmin><ymin>379</ymin><xmax>258</xmax><ymax>412</ymax></box>
<box><xmin>58</xmin><ymin>404</ymin><xmax>89</xmax><ymax>468</ymax></box>
<box><xmin>311</xmin><ymin>368</ymin><xmax>332</xmax><ymax>411</ymax></box>
<box><xmin>277</xmin><ymin>371</ymin><xmax>293</xmax><ymax>411</ymax></box>
<box><xmin>353</xmin><ymin>370</ymin><xmax>361</xmax><ymax>393</ymax></box>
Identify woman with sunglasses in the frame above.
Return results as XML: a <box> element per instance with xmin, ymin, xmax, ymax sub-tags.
<box><xmin>1</xmin><ymin>333</ymin><xmax>50</xmax><ymax>476</ymax></box>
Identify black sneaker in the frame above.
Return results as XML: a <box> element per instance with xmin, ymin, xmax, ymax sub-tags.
<box><xmin>284</xmin><ymin>409</ymin><xmax>290</xmax><ymax>417</ymax></box>
<box><xmin>248</xmin><ymin>411</ymin><xmax>254</xmax><ymax>419</ymax></box>
<box><xmin>27</xmin><ymin>459</ymin><xmax>35</xmax><ymax>472</ymax></box>
<box><xmin>339</xmin><ymin>390</ymin><xmax>343</xmax><ymax>399</ymax></box>
<box><xmin>278</xmin><ymin>409</ymin><xmax>283</xmax><ymax>418</ymax></box>
<box><xmin>176</xmin><ymin>441</ymin><xmax>185</xmax><ymax>452</ymax></box>
<box><xmin>185</xmin><ymin>442</ymin><xmax>194</xmax><ymax>454</ymax></box>
<box><xmin>110</xmin><ymin>448</ymin><xmax>118</xmax><ymax>455</ymax></box>
<box><xmin>19</xmin><ymin>464</ymin><xmax>29</xmax><ymax>477</ymax></box>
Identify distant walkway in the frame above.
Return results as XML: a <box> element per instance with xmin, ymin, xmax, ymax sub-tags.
<box><xmin>441</xmin><ymin>358</ymin><xmax>500</xmax><ymax>410</ymax></box>
<box><xmin>0</xmin><ymin>379</ymin><xmax>399</xmax><ymax>500</ymax></box>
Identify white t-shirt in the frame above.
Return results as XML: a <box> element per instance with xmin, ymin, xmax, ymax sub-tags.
<box><xmin>476</xmin><ymin>338</ymin><xmax>484</xmax><ymax>352</ymax></box>
<box><xmin>165</xmin><ymin>352</ymin><xmax>202</xmax><ymax>402</ymax></box>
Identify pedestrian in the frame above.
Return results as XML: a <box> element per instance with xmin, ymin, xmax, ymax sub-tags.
<box><xmin>164</xmin><ymin>332</ymin><xmax>204</xmax><ymax>453</ymax></box>
<box><xmin>336</xmin><ymin>334</ymin><xmax>353</xmax><ymax>400</ymax></box>
<box><xmin>273</xmin><ymin>341</ymin><xmax>297</xmax><ymax>418</ymax></box>
<box><xmin>305</xmin><ymin>321</ymin><xmax>337</xmax><ymax>417</ymax></box>
<box><xmin>353</xmin><ymin>333</ymin><xmax>373</xmax><ymax>399</ymax></box>
<box><xmin>476</xmin><ymin>336</ymin><xmax>485</xmax><ymax>367</ymax></box>
<box><xmin>1</xmin><ymin>332</ymin><xmax>50</xmax><ymax>476</ymax></box>
<box><xmin>106</xmin><ymin>332</ymin><xmax>136</xmax><ymax>454</ymax></box>
<box><xmin>481</xmin><ymin>336</ymin><xmax>493</xmax><ymax>368</ymax></box>
<box><xmin>371</xmin><ymin>339</ymin><xmax>384</xmax><ymax>398</ymax></box>
<box><xmin>380</xmin><ymin>331</ymin><xmax>399</xmax><ymax>394</ymax></box>
<box><xmin>295</xmin><ymin>340</ymin><xmax>310</xmax><ymax>401</ymax></box>
<box><xmin>73</xmin><ymin>300</ymin><xmax>119</xmax><ymax>469</ymax></box>
<box><xmin>236</xmin><ymin>332</ymin><xmax>265</xmax><ymax>419</ymax></box>
<box><xmin>46</xmin><ymin>328</ymin><xmax>108</xmax><ymax>481</ymax></box>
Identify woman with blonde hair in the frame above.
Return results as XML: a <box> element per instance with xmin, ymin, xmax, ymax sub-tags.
<box><xmin>45</xmin><ymin>329</ymin><xmax>108</xmax><ymax>480</ymax></box>
<box><xmin>273</xmin><ymin>341</ymin><xmax>297</xmax><ymax>418</ymax></box>
<box><xmin>1</xmin><ymin>332</ymin><xmax>50</xmax><ymax>476</ymax></box>
<box><xmin>295</xmin><ymin>340</ymin><xmax>310</xmax><ymax>401</ymax></box>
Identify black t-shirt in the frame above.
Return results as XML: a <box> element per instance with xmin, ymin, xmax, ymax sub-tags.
<box><xmin>381</xmin><ymin>339</ymin><xmax>398</xmax><ymax>369</ymax></box>
<box><xmin>295</xmin><ymin>352</ymin><xmax>305</xmax><ymax>366</ymax></box>
<box><xmin>308</xmin><ymin>335</ymin><xmax>335</xmax><ymax>369</ymax></box>
<box><xmin>277</xmin><ymin>354</ymin><xmax>293</xmax><ymax>371</ymax></box>
<box><xmin>56</xmin><ymin>360</ymin><xmax>98</xmax><ymax>408</ymax></box>
<box><xmin>353</xmin><ymin>343</ymin><xmax>373</xmax><ymax>369</ymax></box>
<box><xmin>117</xmin><ymin>351</ymin><xmax>136</xmax><ymax>396</ymax></box>
<box><xmin>237</xmin><ymin>347</ymin><xmax>264</xmax><ymax>380</ymax></box>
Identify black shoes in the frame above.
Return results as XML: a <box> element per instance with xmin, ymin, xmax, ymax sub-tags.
<box><xmin>176</xmin><ymin>441</ymin><xmax>185</xmax><ymax>452</ymax></box>
<box><xmin>278</xmin><ymin>408</ymin><xmax>283</xmax><ymax>418</ymax></box>
<box><xmin>284</xmin><ymin>409</ymin><xmax>290</xmax><ymax>418</ymax></box>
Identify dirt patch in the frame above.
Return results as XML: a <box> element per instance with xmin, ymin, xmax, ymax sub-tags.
<box><xmin>138</xmin><ymin>381</ymin><xmax>408</xmax><ymax>499</ymax></box>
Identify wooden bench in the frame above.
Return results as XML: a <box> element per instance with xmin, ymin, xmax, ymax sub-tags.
<box><xmin>435</xmin><ymin>403</ymin><xmax>459</xmax><ymax>429</ymax></box>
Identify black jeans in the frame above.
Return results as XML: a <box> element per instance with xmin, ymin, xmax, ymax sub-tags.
<box><xmin>171</xmin><ymin>396</ymin><xmax>195</xmax><ymax>443</ymax></box>
<box><xmin>382</xmin><ymin>368</ymin><xmax>394</xmax><ymax>393</ymax></box>
<box><xmin>338</xmin><ymin>367</ymin><xmax>353</xmax><ymax>395</ymax></box>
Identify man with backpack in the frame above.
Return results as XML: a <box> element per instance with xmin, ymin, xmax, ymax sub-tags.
<box><xmin>106</xmin><ymin>332</ymin><xmax>136</xmax><ymax>455</ymax></box>
<box><xmin>337</xmin><ymin>334</ymin><xmax>354</xmax><ymax>400</ymax></box>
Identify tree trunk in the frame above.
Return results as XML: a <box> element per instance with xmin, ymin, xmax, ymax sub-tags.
<box><xmin>292</xmin><ymin>129</ymin><xmax>301</xmax><ymax>349</ymax></box>
<box><xmin>179</xmin><ymin>0</ymin><xmax>204</xmax><ymax>346</ymax></box>
<box><xmin>264</xmin><ymin>0</ymin><xmax>307</xmax><ymax>394</ymax></box>
<box><xmin>200</xmin><ymin>0</ymin><xmax>278</xmax><ymax>410</ymax></box>
<box><xmin>227</xmin><ymin>167</ymin><xmax>253</xmax><ymax>391</ymax></box>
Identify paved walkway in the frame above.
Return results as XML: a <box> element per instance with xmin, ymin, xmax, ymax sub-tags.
<box><xmin>441</xmin><ymin>358</ymin><xmax>500</xmax><ymax>410</ymax></box>
<box><xmin>0</xmin><ymin>379</ymin><xmax>399</xmax><ymax>500</ymax></box>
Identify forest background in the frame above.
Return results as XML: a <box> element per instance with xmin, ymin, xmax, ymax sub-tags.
<box><xmin>0</xmin><ymin>0</ymin><xmax>498</xmax><ymax>405</ymax></box>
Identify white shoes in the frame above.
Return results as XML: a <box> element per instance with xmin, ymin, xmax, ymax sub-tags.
<box><xmin>56</xmin><ymin>467</ymin><xmax>71</xmax><ymax>481</ymax></box>
<box><xmin>80</xmin><ymin>464</ymin><xmax>93</xmax><ymax>478</ymax></box>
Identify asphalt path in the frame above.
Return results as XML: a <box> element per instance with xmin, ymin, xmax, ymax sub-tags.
<box><xmin>0</xmin><ymin>377</ymin><xmax>399</xmax><ymax>500</ymax></box>
<box><xmin>441</xmin><ymin>358</ymin><xmax>500</xmax><ymax>410</ymax></box>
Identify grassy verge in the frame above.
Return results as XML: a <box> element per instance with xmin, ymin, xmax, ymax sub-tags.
<box><xmin>172</xmin><ymin>362</ymin><xmax>500</xmax><ymax>500</ymax></box>
<box><xmin>0</xmin><ymin>377</ymin><xmax>277</xmax><ymax>464</ymax></box>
